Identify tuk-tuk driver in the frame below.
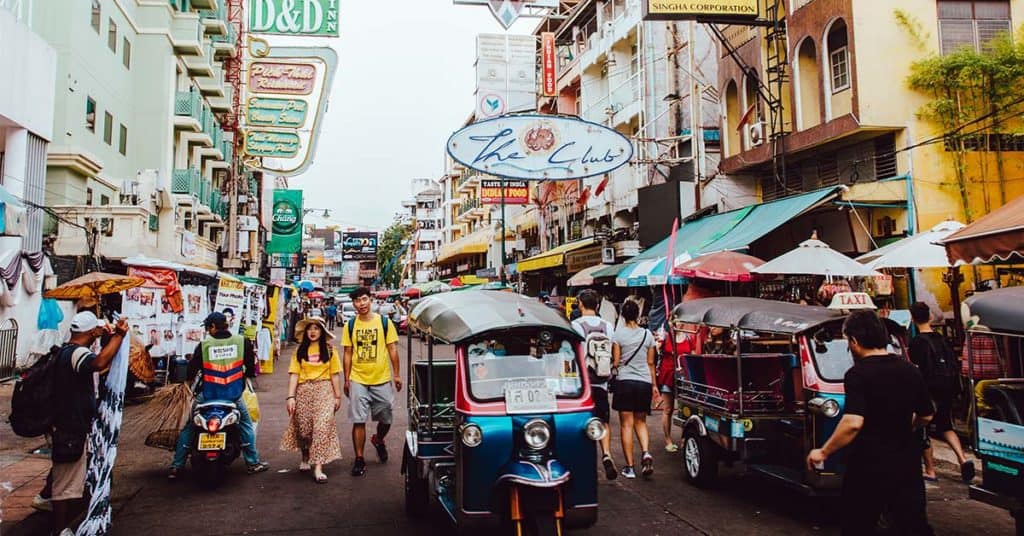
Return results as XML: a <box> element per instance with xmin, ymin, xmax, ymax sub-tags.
<box><xmin>806</xmin><ymin>310</ymin><xmax>935</xmax><ymax>535</ymax></box>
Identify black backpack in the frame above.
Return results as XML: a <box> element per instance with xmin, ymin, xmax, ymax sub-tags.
<box><xmin>920</xmin><ymin>334</ymin><xmax>959</xmax><ymax>390</ymax></box>
<box><xmin>9</xmin><ymin>344</ymin><xmax>67</xmax><ymax>438</ymax></box>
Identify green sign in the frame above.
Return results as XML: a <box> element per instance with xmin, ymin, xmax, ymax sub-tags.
<box><xmin>249</xmin><ymin>0</ymin><xmax>339</xmax><ymax>37</ymax></box>
<box><xmin>267</xmin><ymin>189</ymin><xmax>303</xmax><ymax>254</ymax></box>
<box><xmin>245</xmin><ymin>129</ymin><xmax>301</xmax><ymax>157</ymax></box>
<box><xmin>247</xmin><ymin>97</ymin><xmax>308</xmax><ymax>128</ymax></box>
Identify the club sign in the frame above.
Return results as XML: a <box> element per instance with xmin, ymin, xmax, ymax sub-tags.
<box><xmin>447</xmin><ymin>115</ymin><xmax>633</xmax><ymax>181</ymax></box>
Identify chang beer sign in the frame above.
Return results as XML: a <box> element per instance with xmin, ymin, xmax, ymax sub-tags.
<box><xmin>250</xmin><ymin>0</ymin><xmax>339</xmax><ymax>37</ymax></box>
<box><xmin>267</xmin><ymin>189</ymin><xmax>303</xmax><ymax>254</ymax></box>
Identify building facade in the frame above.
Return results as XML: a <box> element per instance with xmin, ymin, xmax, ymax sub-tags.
<box><xmin>402</xmin><ymin>178</ymin><xmax>443</xmax><ymax>284</ymax></box>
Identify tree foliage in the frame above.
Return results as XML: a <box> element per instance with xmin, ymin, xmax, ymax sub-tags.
<box><xmin>375</xmin><ymin>217</ymin><xmax>413</xmax><ymax>289</ymax></box>
<box><xmin>902</xmin><ymin>18</ymin><xmax>1024</xmax><ymax>222</ymax></box>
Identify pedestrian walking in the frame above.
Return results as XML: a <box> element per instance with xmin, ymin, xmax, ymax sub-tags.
<box><xmin>50</xmin><ymin>311</ymin><xmax>128</xmax><ymax>535</ymax></box>
<box><xmin>807</xmin><ymin>310</ymin><xmax>935</xmax><ymax>536</ymax></box>
<box><xmin>909</xmin><ymin>302</ymin><xmax>974</xmax><ymax>483</ymax></box>
<box><xmin>281</xmin><ymin>317</ymin><xmax>343</xmax><ymax>483</ymax></box>
<box><xmin>342</xmin><ymin>286</ymin><xmax>401</xmax><ymax>477</ymax></box>
<box><xmin>325</xmin><ymin>301</ymin><xmax>338</xmax><ymax>331</ymax></box>
<box><xmin>611</xmin><ymin>300</ymin><xmax>658</xmax><ymax>479</ymax></box>
<box><xmin>571</xmin><ymin>289</ymin><xmax>618</xmax><ymax>480</ymax></box>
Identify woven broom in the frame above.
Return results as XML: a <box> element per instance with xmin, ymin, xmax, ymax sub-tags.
<box><xmin>121</xmin><ymin>383</ymin><xmax>194</xmax><ymax>451</ymax></box>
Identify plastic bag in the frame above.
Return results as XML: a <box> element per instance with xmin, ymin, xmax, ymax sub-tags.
<box><xmin>37</xmin><ymin>298</ymin><xmax>64</xmax><ymax>330</ymax></box>
<box><xmin>242</xmin><ymin>380</ymin><xmax>260</xmax><ymax>423</ymax></box>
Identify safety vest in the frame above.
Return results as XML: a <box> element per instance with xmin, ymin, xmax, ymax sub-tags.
<box><xmin>201</xmin><ymin>334</ymin><xmax>246</xmax><ymax>401</ymax></box>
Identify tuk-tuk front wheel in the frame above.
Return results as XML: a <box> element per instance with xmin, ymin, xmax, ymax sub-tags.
<box><xmin>403</xmin><ymin>446</ymin><xmax>429</xmax><ymax>517</ymax></box>
<box><xmin>683</xmin><ymin>427</ymin><xmax>719</xmax><ymax>487</ymax></box>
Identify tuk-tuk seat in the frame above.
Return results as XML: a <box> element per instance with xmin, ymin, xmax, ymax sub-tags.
<box><xmin>982</xmin><ymin>381</ymin><xmax>1024</xmax><ymax>426</ymax></box>
<box><xmin>677</xmin><ymin>353</ymin><xmax>786</xmax><ymax>413</ymax></box>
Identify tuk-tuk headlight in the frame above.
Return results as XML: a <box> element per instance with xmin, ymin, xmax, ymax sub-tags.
<box><xmin>585</xmin><ymin>417</ymin><xmax>606</xmax><ymax>441</ymax></box>
<box><xmin>523</xmin><ymin>419</ymin><xmax>551</xmax><ymax>450</ymax></box>
<box><xmin>461</xmin><ymin>423</ymin><xmax>483</xmax><ymax>447</ymax></box>
<box><xmin>808</xmin><ymin>397</ymin><xmax>841</xmax><ymax>418</ymax></box>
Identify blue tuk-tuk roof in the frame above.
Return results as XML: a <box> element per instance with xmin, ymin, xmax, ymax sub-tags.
<box><xmin>409</xmin><ymin>291</ymin><xmax>580</xmax><ymax>344</ymax></box>
<box><xmin>964</xmin><ymin>287</ymin><xmax>1024</xmax><ymax>335</ymax></box>
<box><xmin>671</xmin><ymin>297</ymin><xmax>844</xmax><ymax>335</ymax></box>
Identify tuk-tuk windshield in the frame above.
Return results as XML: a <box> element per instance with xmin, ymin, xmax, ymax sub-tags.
<box><xmin>809</xmin><ymin>338</ymin><xmax>854</xmax><ymax>382</ymax></box>
<box><xmin>466</xmin><ymin>339</ymin><xmax>584</xmax><ymax>401</ymax></box>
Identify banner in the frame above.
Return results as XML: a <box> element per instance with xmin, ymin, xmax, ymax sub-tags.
<box><xmin>249</xmin><ymin>0</ymin><xmax>340</xmax><ymax>36</ymax></box>
<box><xmin>481</xmin><ymin>179</ymin><xmax>529</xmax><ymax>204</ymax></box>
<box><xmin>642</xmin><ymin>0</ymin><xmax>762</xmax><ymax>22</ymax></box>
<box><xmin>341</xmin><ymin>232</ymin><xmax>378</xmax><ymax>261</ymax></box>
<box><xmin>541</xmin><ymin>32</ymin><xmax>556</xmax><ymax>97</ymax></box>
<box><xmin>214</xmin><ymin>279</ymin><xmax>246</xmax><ymax>334</ymax></box>
<box><xmin>128</xmin><ymin>267</ymin><xmax>183</xmax><ymax>313</ymax></box>
<box><xmin>267</xmin><ymin>189</ymin><xmax>303</xmax><ymax>254</ymax></box>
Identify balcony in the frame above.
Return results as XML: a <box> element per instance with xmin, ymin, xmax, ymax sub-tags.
<box><xmin>184</xmin><ymin>42</ymin><xmax>215</xmax><ymax>77</ymax></box>
<box><xmin>173</xmin><ymin>90</ymin><xmax>202</xmax><ymax>131</ymax></box>
<box><xmin>456</xmin><ymin>198</ymin><xmax>484</xmax><ymax>221</ymax></box>
<box><xmin>582</xmin><ymin>71</ymin><xmax>640</xmax><ymax>125</ymax></box>
<box><xmin>211</xmin><ymin>23</ymin><xmax>237</xmax><ymax>56</ymax></box>
<box><xmin>188</xmin><ymin>0</ymin><xmax>216</xmax><ymax>10</ymax></box>
<box><xmin>209</xmin><ymin>84</ymin><xmax>233</xmax><ymax>112</ymax></box>
<box><xmin>456</xmin><ymin>174</ymin><xmax>480</xmax><ymax>194</ymax></box>
<box><xmin>52</xmin><ymin>205</ymin><xmax>157</xmax><ymax>259</ymax></box>
<box><xmin>169</xmin><ymin>0</ymin><xmax>191</xmax><ymax>12</ymax></box>
<box><xmin>170</xmin><ymin>11</ymin><xmax>203</xmax><ymax>56</ymax></box>
<box><xmin>172</xmin><ymin>168</ymin><xmax>218</xmax><ymax>216</ymax></box>
<box><xmin>200</xmin><ymin>0</ymin><xmax>227</xmax><ymax>35</ymax></box>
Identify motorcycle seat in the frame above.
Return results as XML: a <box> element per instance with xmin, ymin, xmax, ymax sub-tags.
<box><xmin>196</xmin><ymin>400</ymin><xmax>238</xmax><ymax>410</ymax></box>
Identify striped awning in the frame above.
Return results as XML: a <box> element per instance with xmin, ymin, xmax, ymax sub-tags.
<box><xmin>437</xmin><ymin>228</ymin><xmax>491</xmax><ymax>263</ymax></box>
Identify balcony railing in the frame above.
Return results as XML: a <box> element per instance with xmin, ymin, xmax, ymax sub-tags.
<box><xmin>457</xmin><ymin>198</ymin><xmax>482</xmax><ymax>218</ymax></box>
<box><xmin>169</xmin><ymin>0</ymin><xmax>191</xmax><ymax>12</ymax></box>
<box><xmin>174</xmin><ymin>90</ymin><xmax>202</xmax><ymax>120</ymax></box>
<box><xmin>199</xmin><ymin>0</ymin><xmax>224</xmax><ymax>23</ymax></box>
<box><xmin>172</xmin><ymin>168</ymin><xmax>219</xmax><ymax>211</ymax></box>
<box><xmin>456</xmin><ymin>173</ymin><xmax>480</xmax><ymax>192</ymax></box>
<box><xmin>583</xmin><ymin>70</ymin><xmax>642</xmax><ymax>124</ymax></box>
<box><xmin>222</xmin><ymin>139</ymin><xmax>233</xmax><ymax>162</ymax></box>
<box><xmin>212</xmin><ymin>23</ymin><xmax>236</xmax><ymax>47</ymax></box>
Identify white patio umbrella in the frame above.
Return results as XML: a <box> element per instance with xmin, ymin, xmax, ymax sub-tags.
<box><xmin>855</xmin><ymin>220</ymin><xmax>966</xmax><ymax>270</ymax></box>
<box><xmin>753</xmin><ymin>235</ymin><xmax>881</xmax><ymax>278</ymax></box>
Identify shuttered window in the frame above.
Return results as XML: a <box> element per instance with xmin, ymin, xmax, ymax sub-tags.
<box><xmin>938</xmin><ymin>1</ymin><xmax>1011</xmax><ymax>55</ymax></box>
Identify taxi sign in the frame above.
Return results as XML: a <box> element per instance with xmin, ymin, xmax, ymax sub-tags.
<box><xmin>827</xmin><ymin>292</ymin><xmax>876</xmax><ymax>310</ymax></box>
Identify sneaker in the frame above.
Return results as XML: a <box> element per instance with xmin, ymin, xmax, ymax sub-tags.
<box><xmin>370</xmin><ymin>434</ymin><xmax>389</xmax><ymax>463</ymax></box>
<box><xmin>620</xmin><ymin>465</ymin><xmax>636</xmax><ymax>479</ymax></box>
<box><xmin>351</xmin><ymin>457</ymin><xmax>367</xmax><ymax>476</ymax></box>
<box><xmin>602</xmin><ymin>456</ymin><xmax>618</xmax><ymax>481</ymax></box>
<box><xmin>246</xmin><ymin>461</ymin><xmax>270</xmax><ymax>475</ymax></box>
<box><xmin>961</xmin><ymin>460</ymin><xmax>976</xmax><ymax>483</ymax></box>
<box><xmin>167</xmin><ymin>467</ymin><xmax>182</xmax><ymax>481</ymax></box>
<box><xmin>641</xmin><ymin>452</ymin><xmax>654</xmax><ymax>478</ymax></box>
<box><xmin>31</xmin><ymin>494</ymin><xmax>52</xmax><ymax>512</ymax></box>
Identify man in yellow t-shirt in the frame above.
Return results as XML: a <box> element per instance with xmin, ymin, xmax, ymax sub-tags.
<box><xmin>342</xmin><ymin>287</ymin><xmax>401</xmax><ymax>477</ymax></box>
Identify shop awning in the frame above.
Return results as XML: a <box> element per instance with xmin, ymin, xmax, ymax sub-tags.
<box><xmin>593</xmin><ymin>263</ymin><xmax>629</xmax><ymax>279</ymax></box>
<box><xmin>568</xmin><ymin>263</ymin><xmax>614</xmax><ymax>287</ymax></box>
<box><xmin>517</xmin><ymin>238</ymin><xmax>596</xmax><ymax>273</ymax></box>
<box><xmin>943</xmin><ymin>195</ymin><xmax>1024</xmax><ymax>264</ymax></box>
<box><xmin>437</xmin><ymin>228</ymin><xmax>491</xmax><ymax>264</ymax></box>
<box><xmin>451</xmin><ymin>274</ymin><xmax>490</xmax><ymax>286</ymax></box>
<box><xmin>614</xmin><ymin>187</ymin><xmax>841</xmax><ymax>287</ymax></box>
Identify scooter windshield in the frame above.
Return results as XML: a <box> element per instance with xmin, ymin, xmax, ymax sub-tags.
<box><xmin>467</xmin><ymin>344</ymin><xmax>583</xmax><ymax>402</ymax></box>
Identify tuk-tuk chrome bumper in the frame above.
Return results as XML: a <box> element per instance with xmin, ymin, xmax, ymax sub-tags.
<box><xmin>496</xmin><ymin>459</ymin><xmax>571</xmax><ymax>488</ymax></box>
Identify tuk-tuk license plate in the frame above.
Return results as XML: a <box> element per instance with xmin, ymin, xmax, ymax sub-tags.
<box><xmin>198</xmin><ymin>432</ymin><xmax>226</xmax><ymax>451</ymax></box>
<box><xmin>505</xmin><ymin>379</ymin><xmax>557</xmax><ymax>414</ymax></box>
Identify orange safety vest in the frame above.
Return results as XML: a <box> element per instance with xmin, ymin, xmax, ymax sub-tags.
<box><xmin>201</xmin><ymin>334</ymin><xmax>246</xmax><ymax>400</ymax></box>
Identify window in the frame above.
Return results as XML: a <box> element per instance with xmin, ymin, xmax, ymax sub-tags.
<box><xmin>119</xmin><ymin>124</ymin><xmax>127</xmax><ymax>155</ymax></box>
<box><xmin>100</xmin><ymin>194</ymin><xmax>110</xmax><ymax>206</ymax></box>
<box><xmin>108</xmin><ymin>19</ymin><xmax>117</xmax><ymax>52</ymax></box>
<box><xmin>86</xmin><ymin>187</ymin><xmax>93</xmax><ymax>205</ymax></box>
<box><xmin>91</xmin><ymin>0</ymin><xmax>100</xmax><ymax>33</ymax></box>
<box><xmin>103</xmin><ymin>112</ymin><xmax>113</xmax><ymax>145</ymax></box>
<box><xmin>829</xmin><ymin>46</ymin><xmax>850</xmax><ymax>92</ymax></box>
<box><xmin>938</xmin><ymin>1</ymin><xmax>1012</xmax><ymax>55</ymax></box>
<box><xmin>86</xmin><ymin>97</ymin><xmax>96</xmax><ymax>132</ymax></box>
<box><xmin>122</xmin><ymin>38</ymin><xmax>131</xmax><ymax>68</ymax></box>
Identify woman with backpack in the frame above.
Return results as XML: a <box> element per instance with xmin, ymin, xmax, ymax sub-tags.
<box><xmin>612</xmin><ymin>300</ymin><xmax>659</xmax><ymax>479</ymax></box>
<box><xmin>281</xmin><ymin>317</ymin><xmax>343</xmax><ymax>484</ymax></box>
<box><xmin>909</xmin><ymin>302</ymin><xmax>975</xmax><ymax>483</ymax></box>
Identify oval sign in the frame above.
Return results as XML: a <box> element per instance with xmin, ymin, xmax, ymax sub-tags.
<box><xmin>446</xmin><ymin>114</ymin><xmax>634</xmax><ymax>181</ymax></box>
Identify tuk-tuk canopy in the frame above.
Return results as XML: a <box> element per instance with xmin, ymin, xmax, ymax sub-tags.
<box><xmin>964</xmin><ymin>287</ymin><xmax>1024</xmax><ymax>335</ymax></box>
<box><xmin>409</xmin><ymin>291</ymin><xmax>579</xmax><ymax>344</ymax></box>
<box><xmin>671</xmin><ymin>297</ymin><xmax>843</xmax><ymax>335</ymax></box>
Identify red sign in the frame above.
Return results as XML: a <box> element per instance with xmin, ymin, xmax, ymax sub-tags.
<box><xmin>541</xmin><ymin>32</ymin><xmax>556</xmax><ymax>97</ymax></box>
<box><xmin>248</xmin><ymin>62</ymin><xmax>316</xmax><ymax>95</ymax></box>
<box><xmin>481</xmin><ymin>179</ymin><xmax>529</xmax><ymax>205</ymax></box>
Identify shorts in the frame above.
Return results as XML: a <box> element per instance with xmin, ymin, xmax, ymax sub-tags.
<box><xmin>592</xmin><ymin>386</ymin><xmax>610</xmax><ymax>423</ymax></box>
<box><xmin>612</xmin><ymin>380</ymin><xmax>653</xmax><ymax>414</ymax></box>
<box><xmin>348</xmin><ymin>381</ymin><xmax>394</xmax><ymax>425</ymax></box>
<box><xmin>51</xmin><ymin>444</ymin><xmax>88</xmax><ymax>501</ymax></box>
<box><xmin>928</xmin><ymin>395</ymin><xmax>954</xmax><ymax>436</ymax></box>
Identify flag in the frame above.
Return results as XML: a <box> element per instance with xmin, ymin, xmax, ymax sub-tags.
<box><xmin>736</xmin><ymin>102</ymin><xmax>757</xmax><ymax>132</ymax></box>
<box><xmin>594</xmin><ymin>176</ymin><xmax>610</xmax><ymax>197</ymax></box>
<box><xmin>576</xmin><ymin>185</ymin><xmax>591</xmax><ymax>208</ymax></box>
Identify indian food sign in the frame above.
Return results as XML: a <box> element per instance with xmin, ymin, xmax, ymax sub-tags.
<box><xmin>480</xmin><ymin>179</ymin><xmax>529</xmax><ymax>205</ymax></box>
<box><xmin>447</xmin><ymin>114</ymin><xmax>633</xmax><ymax>181</ymax></box>
<box><xmin>642</xmin><ymin>0</ymin><xmax>762</xmax><ymax>22</ymax></box>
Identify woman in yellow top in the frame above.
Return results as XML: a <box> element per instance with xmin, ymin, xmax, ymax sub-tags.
<box><xmin>280</xmin><ymin>317</ymin><xmax>342</xmax><ymax>483</ymax></box>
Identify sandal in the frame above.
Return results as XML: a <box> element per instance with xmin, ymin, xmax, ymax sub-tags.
<box><xmin>299</xmin><ymin>462</ymin><xmax>311</xmax><ymax>472</ymax></box>
<box><xmin>314</xmin><ymin>472</ymin><xmax>328</xmax><ymax>484</ymax></box>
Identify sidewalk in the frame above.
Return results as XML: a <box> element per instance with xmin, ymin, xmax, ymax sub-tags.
<box><xmin>0</xmin><ymin>381</ymin><xmax>51</xmax><ymax>531</ymax></box>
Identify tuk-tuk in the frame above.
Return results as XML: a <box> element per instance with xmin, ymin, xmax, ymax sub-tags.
<box><xmin>670</xmin><ymin>297</ymin><xmax>905</xmax><ymax>494</ymax></box>
<box><xmin>402</xmin><ymin>291</ymin><xmax>603</xmax><ymax>534</ymax></box>
<box><xmin>962</xmin><ymin>287</ymin><xmax>1024</xmax><ymax>532</ymax></box>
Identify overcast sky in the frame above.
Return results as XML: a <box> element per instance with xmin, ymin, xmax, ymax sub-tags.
<box><xmin>274</xmin><ymin>1</ymin><xmax>533</xmax><ymax>232</ymax></box>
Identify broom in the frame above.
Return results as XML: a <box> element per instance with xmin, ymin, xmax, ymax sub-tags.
<box><xmin>122</xmin><ymin>383</ymin><xmax>194</xmax><ymax>451</ymax></box>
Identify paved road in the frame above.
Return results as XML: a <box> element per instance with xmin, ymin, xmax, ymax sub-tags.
<box><xmin>44</xmin><ymin>332</ymin><xmax>1014</xmax><ymax>535</ymax></box>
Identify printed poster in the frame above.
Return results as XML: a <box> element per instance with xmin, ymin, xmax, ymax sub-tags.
<box><xmin>214</xmin><ymin>279</ymin><xmax>246</xmax><ymax>334</ymax></box>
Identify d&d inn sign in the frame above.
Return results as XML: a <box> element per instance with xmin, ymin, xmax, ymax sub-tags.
<box><xmin>447</xmin><ymin>115</ymin><xmax>634</xmax><ymax>181</ymax></box>
<box><xmin>250</xmin><ymin>0</ymin><xmax>339</xmax><ymax>37</ymax></box>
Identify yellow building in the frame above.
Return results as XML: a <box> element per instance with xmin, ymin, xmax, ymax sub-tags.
<box><xmin>712</xmin><ymin>0</ymin><xmax>1024</xmax><ymax>310</ymax></box>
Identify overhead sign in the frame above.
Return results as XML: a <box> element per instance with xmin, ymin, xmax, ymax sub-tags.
<box><xmin>249</xmin><ymin>0</ymin><xmax>340</xmax><ymax>37</ymax></box>
<box><xmin>478</xmin><ymin>93</ymin><xmax>506</xmax><ymax>119</ymax></box>
<box><xmin>266</xmin><ymin>189</ymin><xmax>303</xmax><ymax>254</ymax></box>
<box><xmin>341</xmin><ymin>232</ymin><xmax>379</xmax><ymax>261</ymax></box>
<box><xmin>246</xmin><ymin>97</ymin><xmax>309</xmax><ymax>128</ymax></box>
<box><xmin>447</xmin><ymin>114</ymin><xmax>634</xmax><ymax>181</ymax></box>
<box><xmin>541</xmin><ymin>32</ymin><xmax>556</xmax><ymax>97</ymax></box>
<box><xmin>249</xmin><ymin>62</ymin><xmax>316</xmax><ymax>95</ymax></box>
<box><xmin>565</xmin><ymin>246</ymin><xmax>603</xmax><ymax>273</ymax></box>
<box><xmin>244</xmin><ymin>130</ymin><xmax>301</xmax><ymax>157</ymax></box>
<box><xmin>480</xmin><ymin>179</ymin><xmax>529</xmax><ymax>205</ymax></box>
<box><xmin>642</xmin><ymin>0</ymin><xmax>762</xmax><ymax>22</ymax></box>
<box><xmin>453</xmin><ymin>0</ymin><xmax>559</xmax><ymax>30</ymax></box>
<box><xmin>475</xmin><ymin>33</ymin><xmax>536</xmax><ymax>119</ymax></box>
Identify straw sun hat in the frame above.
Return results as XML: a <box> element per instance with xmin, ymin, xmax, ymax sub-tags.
<box><xmin>295</xmin><ymin>316</ymin><xmax>334</xmax><ymax>342</ymax></box>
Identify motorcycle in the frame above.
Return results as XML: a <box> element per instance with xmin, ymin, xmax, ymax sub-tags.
<box><xmin>189</xmin><ymin>399</ymin><xmax>242</xmax><ymax>487</ymax></box>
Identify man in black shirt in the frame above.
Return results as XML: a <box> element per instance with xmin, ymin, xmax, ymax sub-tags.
<box><xmin>807</xmin><ymin>310</ymin><xmax>935</xmax><ymax>535</ymax></box>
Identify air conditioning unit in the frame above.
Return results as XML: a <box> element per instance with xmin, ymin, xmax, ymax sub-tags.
<box><xmin>748</xmin><ymin>122</ymin><xmax>765</xmax><ymax>146</ymax></box>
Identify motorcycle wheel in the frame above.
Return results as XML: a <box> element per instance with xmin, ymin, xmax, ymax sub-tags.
<box><xmin>403</xmin><ymin>446</ymin><xmax>429</xmax><ymax>517</ymax></box>
<box><xmin>192</xmin><ymin>457</ymin><xmax>226</xmax><ymax>489</ymax></box>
